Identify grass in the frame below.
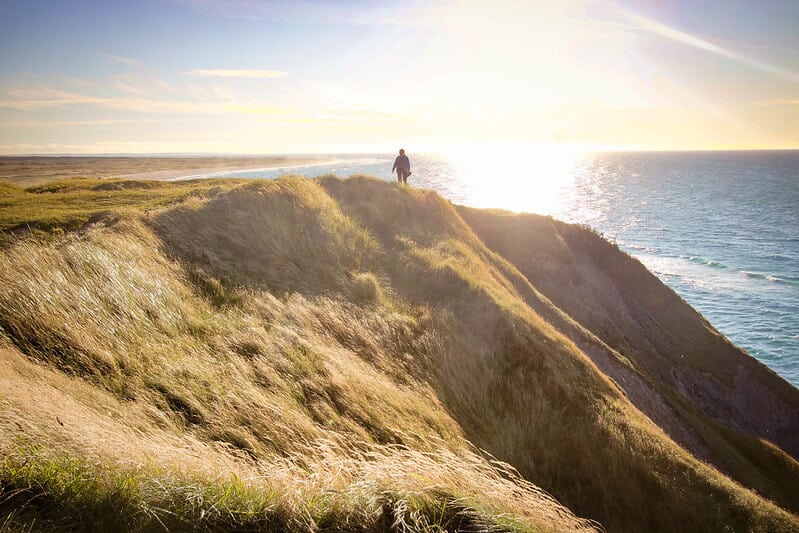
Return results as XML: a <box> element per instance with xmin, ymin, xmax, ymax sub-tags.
<box><xmin>456</xmin><ymin>205</ymin><xmax>799</xmax><ymax>514</ymax></box>
<box><xmin>0</xmin><ymin>178</ymin><xmax>247</xmax><ymax>236</ymax></box>
<box><xmin>0</xmin><ymin>174</ymin><xmax>797</xmax><ymax>531</ymax></box>
<box><xmin>1</xmin><ymin>428</ymin><xmax>590</xmax><ymax>532</ymax></box>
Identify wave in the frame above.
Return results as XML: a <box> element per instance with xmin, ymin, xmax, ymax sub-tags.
<box><xmin>740</xmin><ymin>271</ymin><xmax>799</xmax><ymax>286</ymax></box>
<box><xmin>631</xmin><ymin>250</ymin><xmax>731</xmax><ymax>271</ymax></box>
<box><xmin>679</xmin><ymin>255</ymin><xmax>729</xmax><ymax>270</ymax></box>
<box><xmin>636</xmin><ymin>249</ymin><xmax>799</xmax><ymax>287</ymax></box>
<box><xmin>620</xmin><ymin>241</ymin><xmax>657</xmax><ymax>253</ymax></box>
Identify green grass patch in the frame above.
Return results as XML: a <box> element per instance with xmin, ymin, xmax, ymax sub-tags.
<box><xmin>0</xmin><ymin>449</ymin><xmax>541</xmax><ymax>532</ymax></box>
<box><xmin>0</xmin><ymin>453</ymin><xmax>285</xmax><ymax>531</ymax></box>
<box><xmin>0</xmin><ymin>178</ymin><xmax>244</xmax><ymax>234</ymax></box>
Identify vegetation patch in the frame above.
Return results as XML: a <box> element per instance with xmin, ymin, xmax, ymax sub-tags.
<box><xmin>0</xmin><ymin>178</ymin><xmax>245</xmax><ymax>234</ymax></box>
<box><xmin>1</xmin><ymin>175</ymin><xmax>797</xmax><ymax>532</ymax></box>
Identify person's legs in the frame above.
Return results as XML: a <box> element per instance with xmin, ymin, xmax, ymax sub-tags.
<box><xmin>402</xmin><ymin>170</ymin><xmax>408</xmax><ymax>184</ymax></box>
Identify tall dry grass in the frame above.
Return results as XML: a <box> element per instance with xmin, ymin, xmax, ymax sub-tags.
<box><xmin>320</xmin><ymin>176</ymin><xmax>799</xmax><ymax>531</ymax></box>
<box><xmin>0</xmin><ymin>354</ymin><xmax>596</xmax><ymax>533</ymax></box>
<box><xmin>0</xmin><ymin>175</ymin><xmax>797</xmax><ymax>531</ymax></box>
<box><xmin>0</xmin><ymin>347</ymin><xmax>595</xmax><ymax>533</ymax></box>
<box><xmin>456</xmin><ymin>205</ymin><xmax>799</xmax><ymax>513</ymax></box>
<box><xmin>0</xmin><ymin>195</ymin><xmax>589</xmax><ymax>530</ymax></box>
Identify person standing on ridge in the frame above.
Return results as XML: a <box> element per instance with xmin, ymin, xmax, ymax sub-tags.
<box><xmin>392</xmin><ymin>148</ymin><xmax>411</xmax><ymax>184</ymax></box>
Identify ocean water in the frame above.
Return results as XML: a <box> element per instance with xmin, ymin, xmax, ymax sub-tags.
<box><xmin>195</xmin><ymin>149</ymin><xmax>799</xmax><ymax>388</ymax></box>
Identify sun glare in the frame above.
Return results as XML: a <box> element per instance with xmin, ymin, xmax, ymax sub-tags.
<box><xmin>441</xmin><ymin>142</ymin><xmax>582</xmax><ymax>215</ymax></box>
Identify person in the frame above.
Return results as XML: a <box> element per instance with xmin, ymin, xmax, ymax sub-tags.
<box><xmin>392</xmin><ymin>148</ymin><xmax>411</xmax><ymax>184</ymax></box>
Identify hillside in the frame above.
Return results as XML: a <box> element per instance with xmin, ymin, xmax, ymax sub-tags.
<box><xmin>0</xmin><ymin>175</ymin><xmax>797</xmax><ymax>532</ymax></box>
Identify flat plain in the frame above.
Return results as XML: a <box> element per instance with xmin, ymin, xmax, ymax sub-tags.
<box><xmin>0</xmin><ymin>155</ymin><xmax>331</xmax><ymax>187</ymax></box>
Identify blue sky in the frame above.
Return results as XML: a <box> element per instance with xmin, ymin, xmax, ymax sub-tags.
<box><xmin>1</xmin><ymin>0</ymin><xmax>798</xmax><ymax>154</ymax></box>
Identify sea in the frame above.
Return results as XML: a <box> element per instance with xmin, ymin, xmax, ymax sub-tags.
<box><xmin>191</xmin><ymin>149</ymin><xmax>799</xmax><ymax>388</ymax></box>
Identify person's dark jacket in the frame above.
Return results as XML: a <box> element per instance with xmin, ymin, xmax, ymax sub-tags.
<box><xmin>392</xmin><ymin>154</ymin><xmax>410</xmax><ymax>172</ymax></box>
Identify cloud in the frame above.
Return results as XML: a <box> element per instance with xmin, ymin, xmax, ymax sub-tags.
<box><xmin>619</xmin><ymin>10</ymin><xmax>799</xmax><ymax>85</ymax></box>
<box><xmin>182</xmin><ymin>69</ymin><xmax>288</xmax><ymax>78</ymax></box>
<box><xmin>1</xmin><ymin>88</ymin><xmax>108</xmax><ymax>109</ymax></box>
<box><xmin>114</xmin><ymin>77</ymin><xmax>175</xmax><ymax>97</ymax></box>
<box><xmin>0</xmin><ymin>86</ymin><xmax>333</xmax><ymax>120</ymax></box>
<box><xmin>102</xmin><ymin>54</ymin><xmax>147</xmax><ymax>67</ymax></box>
<box><xmin>114</xmin><ymin>81</ymin><xmax>151</xmax><ymax>96</ymax></box>
<box><xmin>756</xmin><ymin>97</ymin><xmax>799</xmax><ymax>106</ymax></box>
<box><xmin>0</xmin><ymin>119</ymin><xmax>157</xmax><ymax>127</ymax></box>
<box><xmin>0</xmin><ymin>141</ymin><xmax>163</xmax><ymax>154</ymax></box>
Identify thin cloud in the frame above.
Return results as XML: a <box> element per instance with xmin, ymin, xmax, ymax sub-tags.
<box><xmin>756</xmin><ymin>97</ymin><xmax>799</xmax><ymax>106</ymax></box>
<box><xmin>182</xmin><ymin>69</ymin><xmax>288</xmax><ymax>78</ymax></box>
<box><xmin>0</xmin><ymin>141</ymin><xmax>157</xmax><ymax>154</ymax></box>
<box><xmin>0</xmin><ymin>119</ymin><xmax>157</xmax><ymax>127</ymax></box>
<box><xmin>102</xmin><ymin>54</ymin><xmax>147</xmax><ymax>68</ymax></box>
<box><xmin>0</xmin><ymin>86</ymin><xmax>298</xmax><ymax>117</ymax></box>
<box><xmin>619</xmin><ymin>10</ymin><xmax>799</xmax><ymax>84</ymax></box>
<box><xmin>1</xmin><ymin>88</ymin><xmax>108</xmax><ymax>109</ymax></box>
<box><xmin>114</xmin><ymin>77</ymin><xmax>175</xmax><ymax>97</ymax></box>
<box><xmin>115</xmin><ymin>81</ymin><xmax>151</xmax><ymax>96</ymax></box>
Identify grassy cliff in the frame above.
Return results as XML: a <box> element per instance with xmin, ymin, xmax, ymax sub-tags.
<box><xmin>0</xmin><ymin>175</ymin><xmax>797</xmax><ymax>532</ymax></box>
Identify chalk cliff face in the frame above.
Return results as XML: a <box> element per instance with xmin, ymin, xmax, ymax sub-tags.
<box><xmin>1</xmin><ymin>175</ymin><xmax>797</xmax><ymax>532</ymax></box>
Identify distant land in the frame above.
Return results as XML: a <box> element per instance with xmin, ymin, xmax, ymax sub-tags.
<box><xmin>0</xmin><ymin>155</ymin><xmax>333</xmax><ymax>188</ymax></box>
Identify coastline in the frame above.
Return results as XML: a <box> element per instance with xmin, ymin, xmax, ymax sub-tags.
<box><xmin>166</xmin><ymin>158</ymin><xmax>361</xmax><ymax>181</ymax></box>
<box><xmin>0</xmin><ymin>155</ymin><xmax>335</xmax><ymax>187</ymax></box>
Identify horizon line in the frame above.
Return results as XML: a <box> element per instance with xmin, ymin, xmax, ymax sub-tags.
<box><xmin>2</xmin><ymin>146</ymin><xmax>799</xmax><ymax>158</ymax></box>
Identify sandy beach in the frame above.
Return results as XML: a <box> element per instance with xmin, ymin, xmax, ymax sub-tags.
<box><xmin>0</xmin><ymin>155</ymin><xmax>333</xmax><ymax>188</ymax></box>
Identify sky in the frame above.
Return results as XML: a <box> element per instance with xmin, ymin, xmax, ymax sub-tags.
<box><xmin>0</xmin><ymin>0</ymin><xmax>798</xmax><ymax>154</ymax></box>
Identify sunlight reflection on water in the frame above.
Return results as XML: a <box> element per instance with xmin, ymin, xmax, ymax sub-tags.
<box><xmin>433</xmin><ymin>142</ymin><xmax>581</xmax><ymax>216</ymax></box>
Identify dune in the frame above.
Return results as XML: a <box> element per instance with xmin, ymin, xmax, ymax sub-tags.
<box><xmin>0</xmin><ymin>175</ymin><xmax>797</xmax><ymax>531</ymax></box>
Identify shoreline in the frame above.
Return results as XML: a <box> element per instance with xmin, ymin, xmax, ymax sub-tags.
<box><xmin>0</xmin><ymin>155</ymin><xmax>336</xmax><ymax>187</ymax></box>
<box><xmin>165</xmin><ymin>158</ymin><xmax>364</xmax><ymax>181</ymax></box>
